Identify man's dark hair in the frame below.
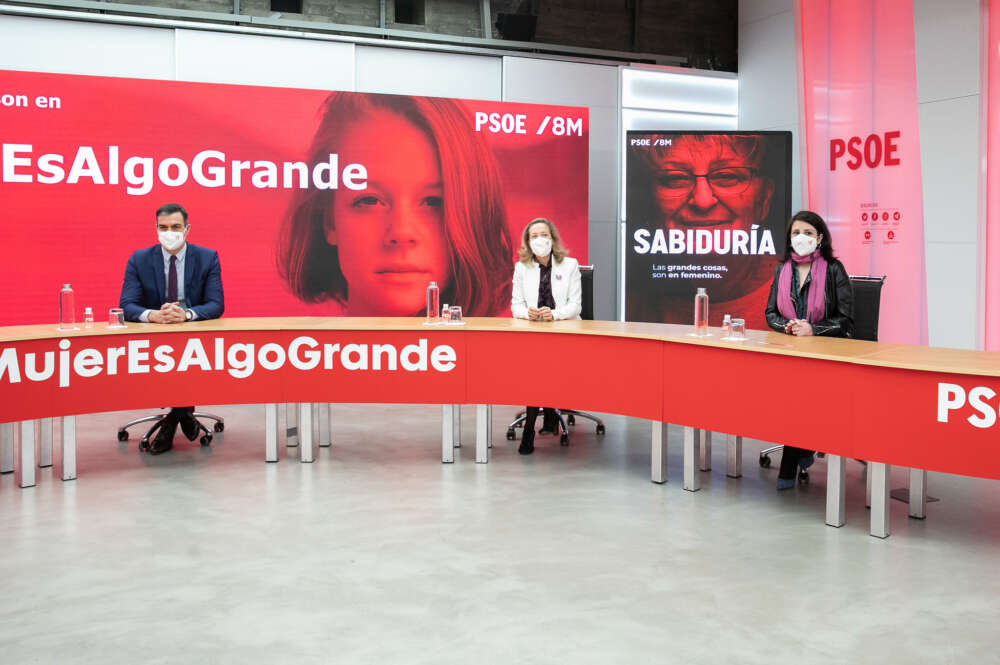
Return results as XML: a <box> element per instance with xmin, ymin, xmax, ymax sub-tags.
<box><xmin>155</xmin><ymin>203</ymin><xmax>188</xmax><ymax>225</ymax></box>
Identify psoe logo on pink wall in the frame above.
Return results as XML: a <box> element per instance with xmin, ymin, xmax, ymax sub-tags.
<box><xmin>829</xmin><ymin>131</ymin><xmax>902</xmax><ymax>170</ymax></box>
<box><xmin>938</xmin><ymin>383</ymin><xmax>998</xmax><ymax>428</ymax></box>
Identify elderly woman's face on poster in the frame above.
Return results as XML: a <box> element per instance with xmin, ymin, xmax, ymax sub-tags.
<box><xmin>326</xmin><ymin>110</ymin><xmax>452</xmax><ymax>315</ymax></box>
<box><xmin>649</xmin><ymin>135</ymin><xmax>773</xmax><ymax>234</ymax></box>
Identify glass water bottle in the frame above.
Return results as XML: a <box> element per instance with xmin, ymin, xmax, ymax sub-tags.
<box><xmin>694</xmin><ymin>287</ymin><xmax>709</xmax><ymax>336</ymax></box>
<box><xmin>58</xmin><ymin>284</ymin><xmax>76</xmax><ymax>330</ymax></box>
<box><xmin>426</xmin><ymin>281</ymin><xmax>440</xmax><ymax>324</ymax></box>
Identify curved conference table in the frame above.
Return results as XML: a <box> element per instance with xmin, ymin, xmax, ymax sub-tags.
<box><xmin>2</xmin><ymin>317</ymin><xmax>998</xmax><ymax>538</ymax></box>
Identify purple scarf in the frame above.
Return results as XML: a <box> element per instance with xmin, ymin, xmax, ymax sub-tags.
<box><xmin>777</xmin><ymin>250</ymin><xmax>827</xmax><ymax>323</ymax></box>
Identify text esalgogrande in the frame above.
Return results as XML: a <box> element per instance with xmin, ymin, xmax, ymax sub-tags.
<box><xmin>0</xmin><ymin>336</ymin><xmax>457</xmax><ymax>388</ymax></box>
<box><xmin>1</xmin><ymin>144</ymin><xmax>368</xmax><ymax>196</ymax></box>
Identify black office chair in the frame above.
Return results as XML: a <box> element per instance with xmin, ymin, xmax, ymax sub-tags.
<box><xmin>505</xmin><ymin>264</ymin><xmax>607</xmax><ymax>445</ymax></box>
<box><xmin>117</xmin><ymin>409</ymin><xmax>224</xmax><ymax>450</ymax></box>
<box><xmin>847</xmin><ymin>275</ymin><xmax>886</xmax><ymax>342</ymax></box>
<box><xmin>759</xmin><ymin>275</ymin><xmax>886</xmax><ymax>474</ymax></box>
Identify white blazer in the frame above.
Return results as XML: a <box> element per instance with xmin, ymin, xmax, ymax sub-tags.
<box><xmin>511</xmin><ymin>256</ymin><xmax>582</xmax><ymax>321</ymax></box>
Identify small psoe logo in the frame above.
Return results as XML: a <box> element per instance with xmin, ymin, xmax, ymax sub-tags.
<box><xmin>938</xmin><ymin>383</ymin><xmax>998</xmax><ymax>429</ymax></box>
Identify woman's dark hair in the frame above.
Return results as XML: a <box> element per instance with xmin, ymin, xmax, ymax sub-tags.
<box><xmin>276</xmin><ymin>92</ymin><xmax>513</xmax><ymax>315</ymax></box>
<box><xmin>780</xmin><ymin>209</ymin><xmax>837</xmax><ymax>263</ymax></box>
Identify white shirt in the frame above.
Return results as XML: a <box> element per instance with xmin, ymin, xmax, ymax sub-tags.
<box><xmin>139</xmin><ymin>244</ymin><xmax>196</xmax><ymax>322</ymax></box>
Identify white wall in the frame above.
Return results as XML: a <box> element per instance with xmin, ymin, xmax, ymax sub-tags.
<box><xmin>502</xmin><ymin>57</ymin><xmax>621</xmax><ymax>319</ymax></box>
<box><xmin>738</xmin><ymin>0</ymin><xmax>982</xmax><ymax>349</ymax></box>
<box><xmin>0</xmin><ymin>15</ymin><xmax>176</xmax><ymax>78</ymax></box>
<box><xmin>737</xmin><ymin>0</ymin><xmax>802</xmax><ymax>213</ymax></box>
<box><xmin>355</xmin><ymin>46</ymin><xmax>501</xmax><ymax>99</ymax></box>
<box><xmin>914</xmin><ymin>0</ymin><xmax>981</xmax><ymax>350</ymax></box>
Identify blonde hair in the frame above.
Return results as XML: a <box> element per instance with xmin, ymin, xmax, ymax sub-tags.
<box><xmin>518</xmin><ymin>218</ymin><xmax>568</xmax><ymax>265</ymax></box>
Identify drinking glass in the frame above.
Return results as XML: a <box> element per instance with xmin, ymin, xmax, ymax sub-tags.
<box><xmin>447</xmin><ymin>305</ymin><xmax>463</xmax><ymax>324</ymax></box>
<box><xmin>108</xmin><ymin>308</ymin><xmax>126</xmax><ymax>328</ymax></box>
<box><xmin>730</xmin><ymin>318</ymin><xmax>746</xmax><ymax>340</ymax></box>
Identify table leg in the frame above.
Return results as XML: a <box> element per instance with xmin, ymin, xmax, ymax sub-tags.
<box><xmin>441</xmin><ymin>404</ymin><xmax>454</xmax><ymax>464</ymax></box>
<box><xmin>39</xmin><ymin>418</ymin><xmax>53</xmax><ymax>468</ymax></box>
<box><xmin>487</xmin><ymin>405</ymin><xmax>493</xmax><ymax>449</ymax></box>
<box><xmin>476</xmin><ymin>404</ymin><xmax>490</xmax><ymax>464</ymax></box>
<box><xmin>725</xmin><ymin>434</ymin><xmax>742</xmax><ymax>478</ymax></box>
<box><xmin>909</xmin><ymin>468</ymin><xmax>927</xmax><ymax>520</ymax></box>
<box><xmin>15</xmin><ymin>421</ymin><xmax>36</xmax><ymax>488</ymax></box>
<box><xmin>865</xmin><ymin>462</ymin><xmax>872</xmax><ymax>508</ymax></box>
<box><xmin>651</xmin><ymin>421</ymin><xmax>668</xmax><ymax>484</ymax></box>
<box><xmin>683</xmin><ymin>427</ymin><xmax>701</xmax><ymax>492</ymax></box>
<box><xmin>319</xmin><ymin>404</ymin><xmax>331</xmax><ymax>447</ymax></box>
<box><xmin>870</xmin><ymin>462</ymin><xmax>890</xmax><ymax>538</ymax></box>
<box><xmin>453</xmin><ymin>405</ymin><xmax>461</xmax><ymax>448</ymax></box>
<box><xmin>311</xmin><ymin>403</ymin><xmax>320</xmax><ymax>446</ymax></box>
<box><xmin>56</xmin><ymin>416</ymin><xmax>76</xmax><ymax>481</ymax></box>
<box><xmin>265</xmin><ymin>404</ymin><xmax>278</xmax><ymax>463</ymax></box>
<box><xmin>285</xmin><ymin>403</ymin><xmax>298</xmax><ymax>447</ymax></box>
<box><xmin>298</xmin><ymin>403</ymin><xmax>315</xmax><ymax>463</ymax></box>
<box><xmin>1</xmin><ymin>422</ymin><xmax>13</xmax><ymax>474</ymax></box>
<box><xmin>699</xmin><ymin>430</ymin><xmax>712</xmax><ymax>471</ymax></box>
<box><xmin>825</xmin><ymin>454</ymin><xmax>846</xmax><ymax>527</ymax></box>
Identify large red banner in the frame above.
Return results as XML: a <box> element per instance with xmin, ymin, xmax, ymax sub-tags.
<box><xmin>797</xmin><ymin>0</ymin><xmax>928</xmax><ymax>345</ymax></box>
<box><xmin>0</xmin><ymin>70</ymin><xmax>588</xmax><ymax>325</ymax></box>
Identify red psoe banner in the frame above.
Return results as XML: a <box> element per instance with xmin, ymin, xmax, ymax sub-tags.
<box><xmin>0</xmin><ymin>70</ymin><xmax>588</xmax><ymax>325</ymax></box>
<box><xmin>797</xmin><ymin>0</ymin><xmax>928</xmax><ymax>345</ymax></box>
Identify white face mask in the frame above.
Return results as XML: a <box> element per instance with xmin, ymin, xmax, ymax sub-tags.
<box><xmin>158</xmin><ymin>230</ymin><xmax>186</xmax><ymax>252</ymax></box>
<box><xmin>791</xmin><ymin>234</ymin><xmax>817</xmax><ymax>257</ymax></box>
<box><xmin>530</xmin><ymin>236</ymin><xmax>552</xmax><ymax>258</ymax></box>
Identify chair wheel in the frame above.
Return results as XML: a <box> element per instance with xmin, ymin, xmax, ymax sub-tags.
<box><xmin>798</xmin><ymin>470</ymin><xmax>809</xmax><ymax>483</ymax></box>
<box><xmin>567</xmin><ymin>414</ymin><xmax>575</xmax><ymax>425</ymax></box>
<box><xmin>596</xmin><ymin>424</ymin><xmax>605</xmax><ymax>435</ymax></box>
<box><xmin>117</xmin><ymin>430</ymin><xmax>129</xmax><ymax>442</ymax></box>
<box><xmin>213</xmin><ymin>422</ymin><xmax>224</xmax><ymax>433</ymax></box>
<box><xmin>506</xmin><ymin>428</ymin><xmax>516</xmax><ymax>440</ymax></box>
<box><xmin>559</xmin><ymin>433</ymin><xmax>569</xmax><ymax>446</ymax></box>
<box><xmin>200</xmin><ymin>434</ymin><xmax>212</xmax><ymax>446</ymax></box>
<box><xmin>759</xmin><ymin>455</ymin><xmax>771</xmax><ymax>468</ymax></box>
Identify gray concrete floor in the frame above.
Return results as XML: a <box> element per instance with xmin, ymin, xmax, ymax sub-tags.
<box><xmin>1</xmin><ymin>404</ymin><xmax>999</xmax><ymax>664</ymax></box>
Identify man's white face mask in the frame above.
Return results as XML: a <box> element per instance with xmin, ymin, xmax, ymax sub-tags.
<box><xmin>158</xmin><ymin>230</ymin><xmax>185</xmax><ymax>252</ymax></box>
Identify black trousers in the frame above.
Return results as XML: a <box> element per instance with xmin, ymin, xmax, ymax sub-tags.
<box><xmin>522</xmin><ymin>406</ymin><xmax>559</xmax><ymax>439</ymax></box>
<box><xmin>167</xmin><ymin>406</ymin><xmax>194</xmax><ymax>421</ymax></box>
<box><xmin>778</xmin><ymin>445</ymin><xmax>813</xmax><ymax>479</ymax></box>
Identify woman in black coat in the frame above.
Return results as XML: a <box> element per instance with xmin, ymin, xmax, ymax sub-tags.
<box><xmin>764</xmin><ymin>210</ymin><xmax>854</xmax><ymax>489</ymax></box>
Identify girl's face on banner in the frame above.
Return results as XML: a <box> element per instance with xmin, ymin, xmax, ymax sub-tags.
<box><xmin>327</xmin><ymin>110</ymin><xmax>452</xmax><ymax>315</ymax></box>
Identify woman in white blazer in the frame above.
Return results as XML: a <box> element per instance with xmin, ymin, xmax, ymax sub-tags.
<box><xmin>510</xmin><ymin>218</ymin><xmax>582</xmax><ymax>454</ymax></box>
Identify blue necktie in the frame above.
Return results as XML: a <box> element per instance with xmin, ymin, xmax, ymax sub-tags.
<box><xmin>167</xmin><ymin>255</ymin><xmax>178</xmax><ymax>303</ymax></box>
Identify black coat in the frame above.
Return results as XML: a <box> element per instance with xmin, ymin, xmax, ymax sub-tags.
<box><xmin>764</xmin><ymin>259</ymin><xmax>853</xmax><ymax>338</ymax></box>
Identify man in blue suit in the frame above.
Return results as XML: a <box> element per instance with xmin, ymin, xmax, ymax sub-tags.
<box><xmin>120</xmin><ymin>203</ymin><xmax>224</xmax><ymax>454</ymax></box>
